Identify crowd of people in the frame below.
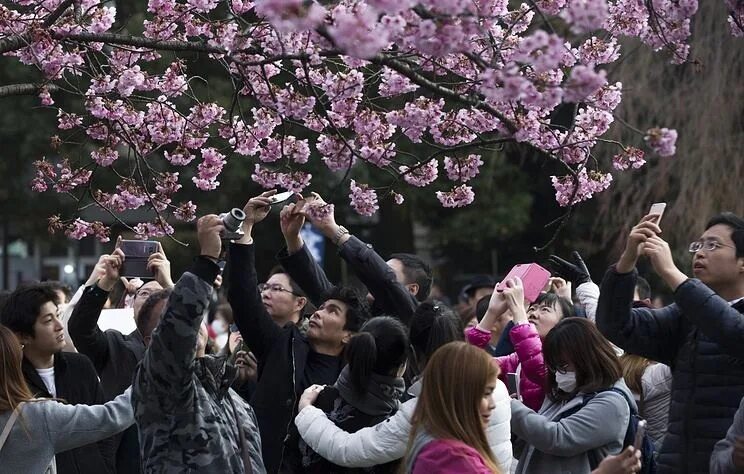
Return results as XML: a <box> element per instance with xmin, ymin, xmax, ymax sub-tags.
<box><xmin>0</xmin><ymin>189</ymin><xmax>742</xmax><ymax>474</ymax></box>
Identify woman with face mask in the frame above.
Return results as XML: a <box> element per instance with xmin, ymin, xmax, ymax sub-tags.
<box><xmin>467</xmin><ymin>277</ymin><xmax>574</xmax><ymax>411</ymax></box>
<box><xmin>510</xmin><ymin>318</ymin><xmax>634</xmax><ymax>473</ymax></box>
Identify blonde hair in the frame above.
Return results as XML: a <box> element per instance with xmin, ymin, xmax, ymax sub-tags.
<box><xmin>620</xmin><ymin>353</ymin><xmax>653</xmax><ymax>396</ymax></box>
<box><xmin>405</xmin><ymin>341</ymin><xmax>501</xmax><ymax>473</ymax></box>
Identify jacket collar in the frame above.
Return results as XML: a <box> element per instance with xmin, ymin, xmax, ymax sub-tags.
<box><xmin>194</xmin><ymin>354</ymin><xmax>237</xmax><ymax>399</ymax></box>
<box><xmin>21</xmin><ymin>352</ymin><xmax>65</xmax><ymax>398</ymax></box>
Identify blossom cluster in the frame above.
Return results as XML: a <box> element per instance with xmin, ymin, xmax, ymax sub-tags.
<box><xmin>5</xmin><ymin>0</ymin><xmax>729</xmax><ymax>238</ymax></box>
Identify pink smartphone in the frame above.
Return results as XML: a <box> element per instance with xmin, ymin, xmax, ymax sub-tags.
<box><xmin>497</xmin><ymin>263</ymin><xmax>551</xmax><ymax>303</ymax></box>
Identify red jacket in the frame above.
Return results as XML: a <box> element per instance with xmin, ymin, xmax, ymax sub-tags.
<box><xmin>466</xmin><ymin>322</ymin><xmax>547</xmax><ymax>410</ymax></box>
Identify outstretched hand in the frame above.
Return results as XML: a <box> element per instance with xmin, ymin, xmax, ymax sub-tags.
<box><xmin>617</xmin><ymin>214</ymin><xmax>663</xmax><ymax>273</ymax></box>
<box><xmin>197</xmin><ymin>215</ymin><xmax>224</xmax><ymax>260</ymax></box>
<box><xmin>242</xmin><ymin>190</ymin><xmax>276</xmax><ymax>227</ymax></box>
<box><xmin>592</xmin><ymin>446</ymin><xmax>641</xmax><ymax>474</ymax></box>
<box><xmin>298</xmin><ymin>384</ymin><xmax>325</xmax><ymax>411</ymax></box>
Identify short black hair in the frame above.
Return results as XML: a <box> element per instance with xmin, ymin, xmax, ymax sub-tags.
<box><xmin>136</xmin><ymin>289</ymin><xmax>171</xmax><ymax>336</ymax></box>
<box><xmin>389</xmin><ymin>253</ymin><xmax>433</xmax><ymax>302</ymax></box>
<box><xmin>635</xmin><ymin>276</ymin><xmax>651</xmax><ymax>301</ymax></box>
<box><xmin>475</xmin><ymin>294</ymin><xmax>491</xmax><ymax>321</ymax></box>
<box><xmin>0</xmin><ymin>284</ymin><xmax>59</xmax><ymax>337</ymax></box>
<box><xmin>706</xmin><ymin>212</ymin><xmax>744</xmax><ymax>258</ymax></box>
<box><xmin>409</xmin><ymin>301</ymin><xmax>463</xmax><ymax>374</ymax></box>
<box><xmin>40</xmin><ymin>281</ymin><xmax>71</xmax><ymax>304</ymax></box>
<box><xmin>322</xmin><ymin>286</ymin><xmax>370</xmax><ymax>333</ymax></box>
<box><xmin>531</xmin><ymin>292</ymin><xmax>575</xmax><ymax>319</ymax></box>
<box><xmin>270</xmin><ymin>266</ymin><xmax>313</xmax><ymax>315</ymax></box>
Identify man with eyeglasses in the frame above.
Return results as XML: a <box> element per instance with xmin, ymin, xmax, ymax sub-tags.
<box><xmin>257</xmin><ymin>274</ymin><xmax>308</xmax><ymax>328</ymax></box>
<box><xmin>227</xmin><ymin>191</ymin><xmax>371</xmax><ymax>473</ymax></box>
<box><xmin>597</xmin><ymin>212</ymin><xmax>744</xmax><ymax>474</ymax></box>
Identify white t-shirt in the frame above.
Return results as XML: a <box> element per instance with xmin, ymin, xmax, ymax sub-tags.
<box><xmin>35</xmin><ymin>367</ymin><xmax>57</xmax><ymax>397</ymax></box>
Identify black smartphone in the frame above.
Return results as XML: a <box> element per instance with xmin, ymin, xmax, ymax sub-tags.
<box><xmin>120</xmin><ymin>240</ymin><xmax>158</xmax><ymax>279</ymax></box>
<box><xmin>507</xmin><ymin>372</ymin><xmax>519</xmax><ymax>395</ymax></box>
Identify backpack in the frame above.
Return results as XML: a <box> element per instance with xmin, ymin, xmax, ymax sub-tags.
<box><xmin>555</xmin><ymin>387</ymin><xmax>657</xmax><ymax>474</ymax></box>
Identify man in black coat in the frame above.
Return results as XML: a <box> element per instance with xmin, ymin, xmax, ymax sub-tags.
<box><xmin>1</xmin><ymin>284</ymin><xmax>116</xmax><ymax>474</ymax></box>
<box><xmin>597</xmin><ymin>212</ymin><xmax>744</xmax><ymax>473</ymax></box>
<box><xmin>227</xmin><ymin>191</ymin><xmax>371</xmax><ymax>473</ymax></box>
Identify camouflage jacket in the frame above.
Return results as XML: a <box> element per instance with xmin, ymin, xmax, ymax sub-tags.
<box><xmin>132</xmin><ymin>259</ymin><xmax>266</xmax><ymax>473</ymax></box>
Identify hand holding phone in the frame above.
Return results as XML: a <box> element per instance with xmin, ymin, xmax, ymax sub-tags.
<box><xmin>506</xmin><ymin>373</ymin><xmax>520</xmax><ymax>397</ymax></box>
<box><xmin>496</xmin><ymin>263</ymin><xmax>551</xmax><ymax>303</ymax></box>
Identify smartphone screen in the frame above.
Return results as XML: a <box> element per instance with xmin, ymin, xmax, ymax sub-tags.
<box><xmin>507</xmin><ymin>373</ymin><xmax>519</xmax><ymax>395</ymax></box>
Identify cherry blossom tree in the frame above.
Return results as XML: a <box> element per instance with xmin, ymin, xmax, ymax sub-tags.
<box><xmin>1</xmin><ymin>0</ymin><xmax>741</xmax><ymax>241</ymax></box>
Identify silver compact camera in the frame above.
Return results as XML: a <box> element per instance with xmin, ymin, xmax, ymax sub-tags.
<box><xmin>219</xmin><ymin>208</ymin><xmax>245</xmax><ymax>240</ymax></box>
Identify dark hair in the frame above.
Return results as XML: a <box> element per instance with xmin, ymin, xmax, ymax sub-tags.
<box><xmin>543</xmin><ymin>318</ymin><xmax>623</xmax><ymax>401</ymax></box>
<box><xmin>706</xmin><ymin>212</ymin><xmax>744</xmax><ymax>258</ymax></box>
<box><xmin>0</xmin><ymin>284</ymin><xmax>59</xmax><ymax>337</ymax></box>
<box><xmin>635</xmin><ymin>276</ymin><xmax>652</xmax><ymax>301</ymax></box>
<box><xmin>409</xmin><ymin>301</ymin><xmax>463</xmax><ymax>373</ymax></box>
<box><xmin>346</xmin><ymin>316</ymin><xmax>409</xmax><ymax>394</ymax></box>
<box><xmin>107</xmin><ymin>278</ymin><xmax>127</xmax><ymax>308</ymax></box>
<box><xmin>531</xmin><ymin>292</ymin><xmax>575</xmax><ymax>319</ymax></box>
<box><xmin>475</xmin><ymin>295</ymin><xmax>491</xmax><ymax>322</ymax></box>
<box><xmin>40</xmin><ymin>281</ymin><xmax>71</xmax><ymax>304</ymax></box>
<box><xmin>389</xmin><ymin>253</ymin><xmax>433</xmax><ymax>302</ymax></box>
<box><xmin>136</xmin><ymin>289</ymin><xmax>171</xmax><ymax>336</ymax></box>
<box><xmin>322</xmin><ymin>286</ymin><xmax>370</xmax><ymax>332</ymax></box>
<box><xmin>0</xmin><ymin>290</ymin><xmax>12</xmax><ymax>313</ymax></box>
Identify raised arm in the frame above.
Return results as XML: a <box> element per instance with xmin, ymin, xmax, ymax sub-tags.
<box><xmin>68</xmin><ymin>252</ymin><xmax>123</xmax><ymax>371</ymax></box>
<box><xmin>303</xmin><ymin>193</ymin><xmax>418</xmax><ymax>324</ymax></box>
<box><xmin>275</xmin><ymin>199</ymin><xmax>333</xmax><ymax>306</ymax></box>
<box><xmin>135</xmin><ymin>216</ymin><xmax>221</xmax><ymax>406</ymax></box>
<box><xmin>227</xmin><ymin>191</ymin><xmax>284</xmax><ymax>363</ymax></box>
<box><xmin>42</xmin><ymin>388</ymin><xmax>134</xmax><ymax>454</ymax></box>
<box><xmin>465</xmin><ymin>283</ymin><xmax>509</xmax><ymax>349</ymax></box>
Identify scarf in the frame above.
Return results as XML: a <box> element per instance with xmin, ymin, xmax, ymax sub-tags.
<box><xmin>334</xmin><ymin>365</ymin><xmax>405</xmax><ymax>417</ymax></box>
<box><xmin>194</xmin><ymin>354</ymin><xmax>237</xmax><ymax>400</ymax></box>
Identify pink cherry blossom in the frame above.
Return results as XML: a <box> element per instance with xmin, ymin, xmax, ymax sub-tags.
<box><xmin>644</xmin><ymin>127</ymin><xmax>678</xmax><ymax>157</ymax></box>
<box><xmin>400</xmin><ymin>160</ymin><xmax>438</xmax><ymax>187</ymax></box>
<box><xmin>349</xmin><ymin>180</ymin><xmax>379</xmax><ymax>216</ymax></box>
<box><xmin>436</xmin><ymin>184</ymin><xmax>475</xmax><ymax>208</ymax></box>
<box><xmin>443</xmin><ymin>155</ymin><xmax>484</xmax><ymax>182</ymax></box>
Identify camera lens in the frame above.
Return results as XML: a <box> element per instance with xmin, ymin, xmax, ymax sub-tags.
<box><xmin>222</xmin><ymin>208</ymin><xmax>246</xmax><ymax>233</ymax></box>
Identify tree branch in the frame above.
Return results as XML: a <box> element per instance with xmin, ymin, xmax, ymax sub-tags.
<box><xmin>56</xmin><ymin>32</ymin><xmax>226</xmax><ymax>54</ymax></box>
<box><xmin>0</xmin><ymin>0</ymin><xmax>74</xmax><ymax>54</ymax></box>
<box><xmin>0</xmin><ymin>83</ymin><xmax>59</xmax><ymax>98</ymax></box>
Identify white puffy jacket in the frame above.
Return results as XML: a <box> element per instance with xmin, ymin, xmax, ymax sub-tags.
<box><xmin>294</xmin><ymin>378</ymin><xmax>513</xmax><ymax>472</ymax></box>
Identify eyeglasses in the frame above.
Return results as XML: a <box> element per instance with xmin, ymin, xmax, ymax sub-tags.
<box><xmin>688</xmin><ymin>240</ymin><xmax>736</xmax><ymax>253</ymax></box>
<box><xmin>548</xmin><ymin>363</ymin><xmax>569</xmax><ymax>374</ymax></box>
<box><xmin>258</xmin><ymin>283</ymin><xmax>301</xmax><ymax>296</ymax></box>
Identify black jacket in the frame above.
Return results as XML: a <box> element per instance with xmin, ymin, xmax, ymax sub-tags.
<box><xmin>277</xmin><ymin>236</ymin><xmax>418</xmax><ymax>325</ymax></box>
<box><xmin>67</xmin><ymin>284</ymin><xmax>144</xmax><ymax>474</ymax></box>
<box><xmin>22</xmin><ymin>352</ymin><xmax>116</xmax><ymax>474</ymax></box>
<box><xmin>228</xmin><ymin>242</ymin><xmax>343</xmax><ymax>473</ymax></box>
<box><xmin>596</xmin><ymin>267</ymin><xmax>744</xmax><ymax>473</ymax></box>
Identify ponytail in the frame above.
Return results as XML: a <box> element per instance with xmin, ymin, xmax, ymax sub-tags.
<box><xmin>346</xmin><ymin>332</ymin><xmax>377</xmax><ymax>394</ymax></box>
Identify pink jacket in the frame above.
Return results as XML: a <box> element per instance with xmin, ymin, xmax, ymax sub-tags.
<box><xmin>465</xmin><ymin>322</ymin><xmax>547</xmax><ymax>411</ymax></box>
<box><xmin>412</xmin><ymin>439</ymin><xmax>494</xmax><ymax>473</ymax></box>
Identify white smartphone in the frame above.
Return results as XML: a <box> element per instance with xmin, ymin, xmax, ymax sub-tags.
<box><xmin>269</xmin><ymin>191</ymin><xmax>294</xmax><ymax>205</ymax></box>
<box><xmin>634</xmin><ymin>419</ymin><xmax>647</xmax><ymax>450</ymax></box>
<box><xmin>649</xmin><ymin>202</ymin><xmax>667</xmax><ymax>224</ymax></box>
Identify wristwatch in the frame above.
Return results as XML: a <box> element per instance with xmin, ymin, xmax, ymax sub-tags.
<box><xmin>332</xmin><ymin>225</ymin><xmax>350</xmax><ymax>245</ymax></box>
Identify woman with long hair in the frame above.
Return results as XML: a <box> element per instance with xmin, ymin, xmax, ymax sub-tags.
<box><xmin>510</xmin><ymin>318</ymin><xmax>633</xmax><ymax>473</ymax></box>
<box><xmin>0</xmin><ymin>325</ymin><xmax>133</xmax><ymax>473</ymax></box>
<box><xmin>404</xmin><ymin>341</ymin><xmax>501</xmax><ymax>473</ymax></box>
<box><xmin>467</xmin><ymin>278</ymin><xmax>575</xmax><ymax>410</ymax></box>
<box><xmin>295</xmin><ymin>302</ymin><xmax>513</xmax><ymax>472</ymax></box>
<box><xmin>619</xmin><ymin>353</ymin><xmax>671</xmax><ymax>450</ymax></box>
<box><xmin>298</xmin><ymin>316</ymin><xmax>409</xmax><ymax>473</ymax></box>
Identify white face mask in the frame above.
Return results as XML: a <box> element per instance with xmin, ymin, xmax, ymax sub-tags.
<box><xmin>211</xmin><ymin>320</ymin><xmax>227</xmax><ymax>335</ymax></box>
<box><xmin>555</xmin><ymin>371</ymin><xmax>577</xmax><ymax>393</ymax></box>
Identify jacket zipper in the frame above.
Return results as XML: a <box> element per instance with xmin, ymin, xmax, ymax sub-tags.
<box><xmin>278</xmin><ymin>334</ymin><xmax>298</xmax><ymax>471</ymax></box>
